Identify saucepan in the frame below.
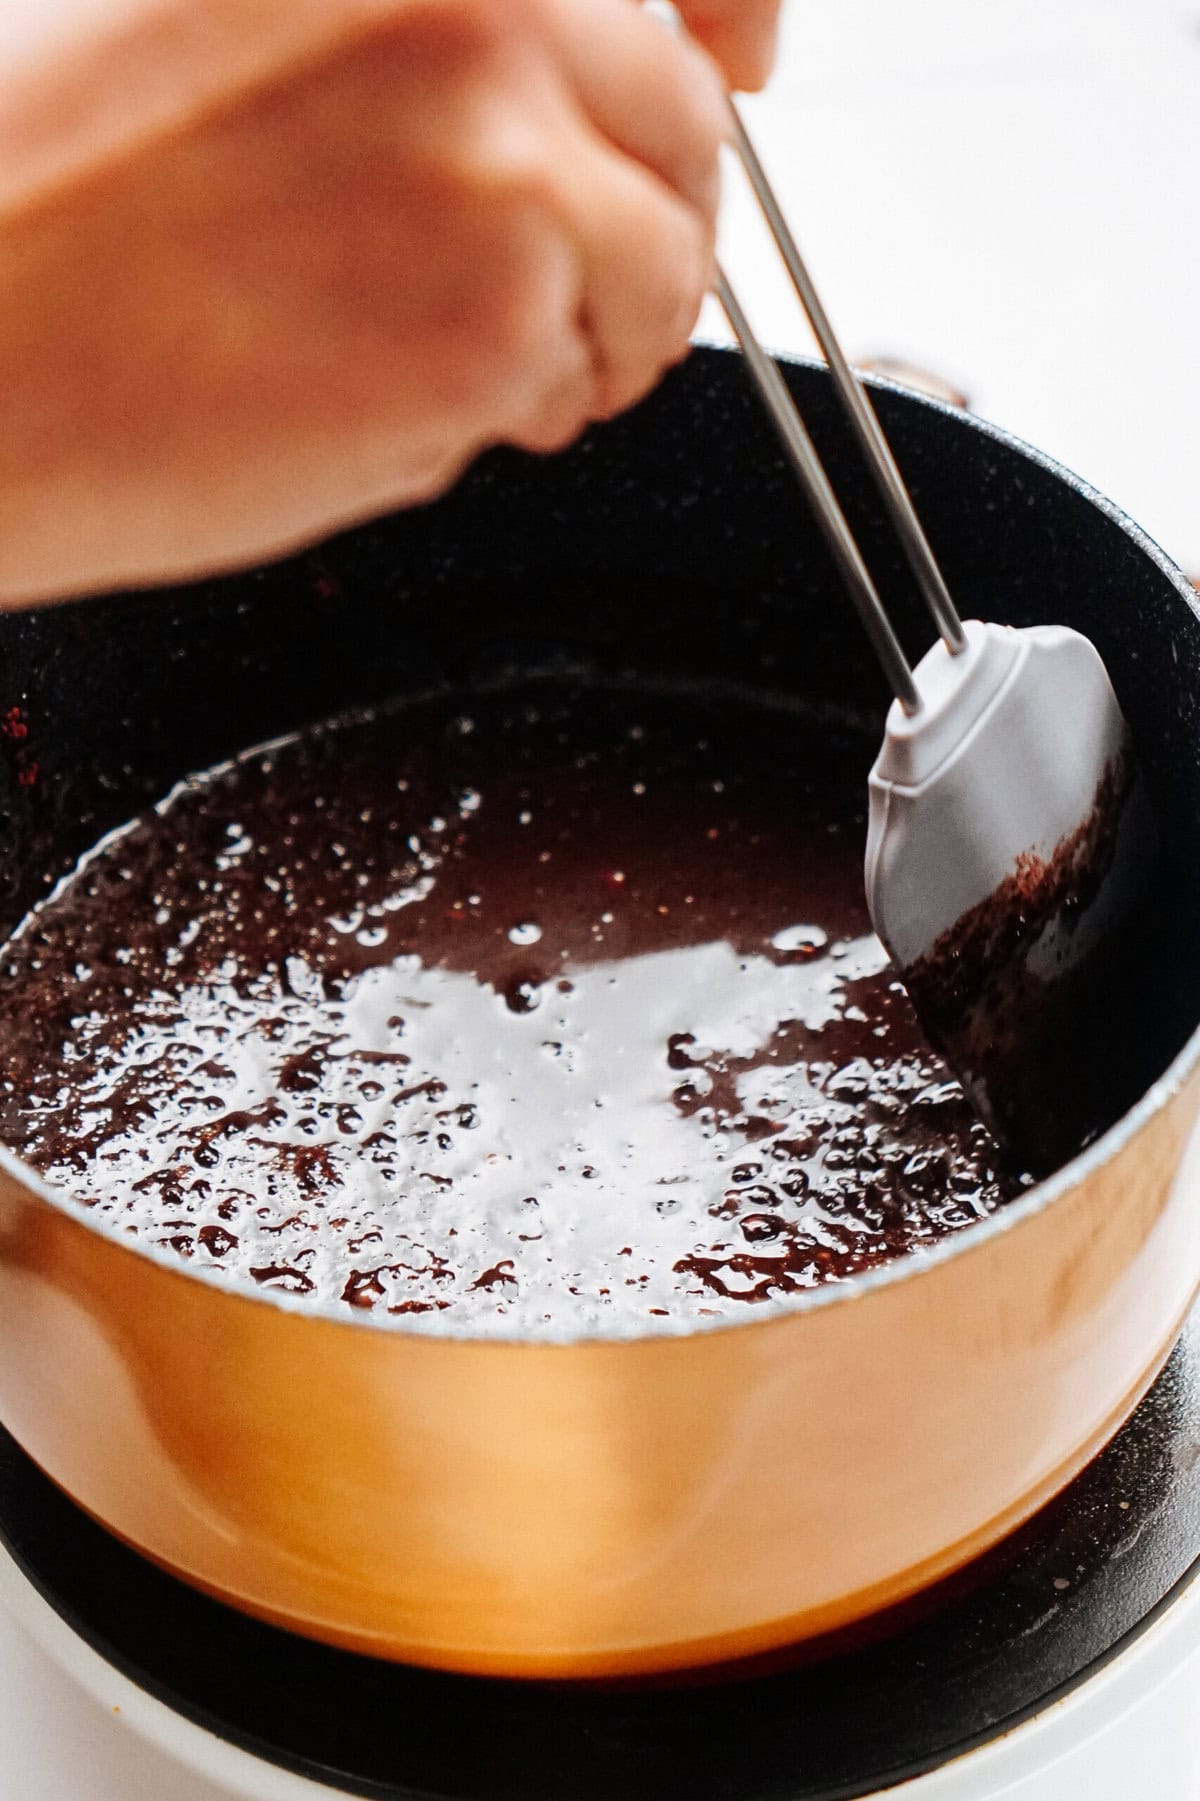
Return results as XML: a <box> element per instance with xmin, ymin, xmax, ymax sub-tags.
<box><xmin>0</xmin><ymin>344</ymin><xmax>1198</xmax><ymax>1679</ymax></box>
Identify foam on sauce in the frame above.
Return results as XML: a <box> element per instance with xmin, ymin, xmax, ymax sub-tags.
<box><xmin>0</xmin><ymin>685</ymin><xmax>1026</xmax><ymax>1336</ymax></box>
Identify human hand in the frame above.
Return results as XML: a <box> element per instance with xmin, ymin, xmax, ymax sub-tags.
<box><xmin>673</xmin><ymin>0</ymin><xmax>784</xmax><ymax>91</ymax></box>
<box><xmin>0</xmin><ymin>0</ymin><xmax>727</xmax><ymax>602</ymax></box>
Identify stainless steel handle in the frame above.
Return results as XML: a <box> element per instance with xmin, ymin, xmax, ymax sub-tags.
<box><xmin>714</xmin><ymin>104</ymin><xmax>970</xmax><ymax>710</ymax></box>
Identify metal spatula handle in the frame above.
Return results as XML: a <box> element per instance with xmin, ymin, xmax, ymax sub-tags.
<box><xmin>716</xmin><ymin>104</ymin><xmax>968</xmax><ymax>712</ymax></box>
<box><xmin>713</xmin><ymin>266</ymin><xmax>921</xmax><ymax>711</ymax></box>
<box><xmin>729</xmin><ymin>105</ymin><xmax>966</xmax><ymax>660</ymax></box>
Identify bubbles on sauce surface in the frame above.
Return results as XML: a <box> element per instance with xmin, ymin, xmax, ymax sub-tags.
<box><xmin>770</xmin><ymin>923</ymin><xmax>829</xmax><ymax>960</ymax></box>
<box><xmin>0</xmin><ymin>685</ymin><xmax>1025</xmax><ymax>1337</ymax></box>
<box><xmin>507</xmin><ymin>922</ymin><xmax>543</xmax><ymax>947</ymax></box>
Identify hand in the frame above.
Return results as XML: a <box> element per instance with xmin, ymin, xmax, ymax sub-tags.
<box><xmin>0</xmin><ymin>0</ymin><xmax>728</xmax><ymax>602</ymax></box>
<box><xmin>673</xmin><ymin>0</ymin><xmax>783</xmax><ymax>91</ymax></box>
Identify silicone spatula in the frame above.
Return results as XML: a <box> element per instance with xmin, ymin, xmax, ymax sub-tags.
<box><xmin>715</xmin><ymin>104</ymin><xmax>1154</xmax><ymax>1171</ymax></box>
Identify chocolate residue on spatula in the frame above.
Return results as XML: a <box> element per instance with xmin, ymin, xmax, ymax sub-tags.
<box><xmin>900</xmin><ymin>756</ymin><xmax>1158</xmax><ymax>1174</ymax></box>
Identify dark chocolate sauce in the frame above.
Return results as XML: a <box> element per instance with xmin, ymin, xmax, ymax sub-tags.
<box><xmin>0</xmin><ymin>685</ymin><xmax>1027</xmax><ymax>1335</ymax></box>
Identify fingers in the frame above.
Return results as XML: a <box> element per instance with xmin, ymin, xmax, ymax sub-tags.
<box><xmin>378</xmin><ymin>0</ymin><xmax>721</xmax><ymax>452</ymax></box>
<box><xmin>393</xmin><ymin>0</ymin><xmax>721</xmax><ymax>458</ymax></box>
<box><xmin>673</xmin><ymin>0</ymin><xmax>783</xmax><ymax>91</ymax></box>
<box><xmin>492</xmin><ymin>212</ymin><xmax>598</xmax><ymax>455</ymax></box>
<box><xmin>409</xmin><ymin>170</ymin><xmax>597</xmax><ymax>461</ymax></box>
<box><xmin>540</xmin><ymin>0</ymin><xmax>728</xmax><ymax>220</ymax></box>
<box><xmin>525</xmin><ymin>0</ymin><xmax>721</xmax><ymax>421</ymax></box>
<box><xmin>551</xmin><ymin>124</ymin><xmax>714</xmax><ymax>420</ymax></box>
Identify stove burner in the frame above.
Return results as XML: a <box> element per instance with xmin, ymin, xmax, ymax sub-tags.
<box><xmin>2</xmin><ymin>1309</ymin><xmax>1200</xmax><ymax>1801</ymax></box>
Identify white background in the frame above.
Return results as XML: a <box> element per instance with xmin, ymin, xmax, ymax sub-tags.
<box><xmin>4</xmin><ymin>1</ymin><xmax>1200</xmax><ymax>1793</ymax></box>
<box><xmin>704</xmin><ymin>0</ymin><xmax>1200</xmax><ymax>576</ymax></box>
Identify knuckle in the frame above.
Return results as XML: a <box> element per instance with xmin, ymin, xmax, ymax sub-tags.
<box><xmin>593</xmin><ymin>352</ymin><xmax>654</xmax><ymax>422</ymax></box>
<box><xmin>518</xmin><ymin>402</ymin><xmax>589</xmax><ymax>457</ymax></box>
<box><xmin>485</xmin><ymin>212</ymin><xmax>573</xmax><ymax>365</ymax></box>
<box><xmin>484</xmin><ymin>254</ymin><xmax>555</xmax><ymax>370</ymax></box>
<box><xmin>510</xmin><ymin>329</ymin><xmax>595</xmax><ymax>452</ymax></box>
<box><xmin>646</xmin><ymin>225</ymin><xmax>710</xmax><ymax>350</ymax></box>
<box><xmin>680</xmin><ymin>37</ymin><xmax>732</xmax><ymax>145</ymax></box>
<box><xmin>471</xmin><ymin>130</ymin><xmax>562</xmax><ymax>232</ymax></box>
<box><xmin>428</xmin><ymin>130</ymin><xmax>566</xmax><ymax>327</ymax></box>
<box><xmin>521</xmin><ymin>386</ymin><xmax>594</xmax><ymax>454</ymax></box>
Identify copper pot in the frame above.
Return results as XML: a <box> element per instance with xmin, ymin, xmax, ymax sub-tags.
<box><xmin>0</xmin><ymin>348</ymin><xmax>1197</xmax><ymax>1677</ymax></box>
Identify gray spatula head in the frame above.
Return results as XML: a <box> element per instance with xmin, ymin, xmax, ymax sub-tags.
<box><xmin>866</xmin><ymin>621</ymin><xmax>1156</xmax><ymax>1173</ymax></box>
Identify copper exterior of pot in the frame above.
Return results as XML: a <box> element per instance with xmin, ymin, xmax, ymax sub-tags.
<box><xmin>0</xmin><ymin>1068</ymin><xmax>1198</xmax><ymax>1678</ymax></box>
<box><xmin>0</xmin><ymin>349</ymin><xmax>1198</xmax><ymax>1677</ymax></box>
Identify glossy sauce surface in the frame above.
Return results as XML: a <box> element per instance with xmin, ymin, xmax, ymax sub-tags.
<box><xmin>0</xmin><ymin>685</ymin><xmax>1025</xmax><ymax>1335</ymax></box>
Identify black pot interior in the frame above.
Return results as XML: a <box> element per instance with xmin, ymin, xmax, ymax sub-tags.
<box><xmin>1</xmin><ymin>345</ymin><xmax>1199</xmax><ymax>1130</ymax></box>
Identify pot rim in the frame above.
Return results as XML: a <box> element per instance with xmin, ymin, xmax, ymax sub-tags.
<box><xmin>5</xmin><ymin>344</ymin><xmax>1199</xmax><ymax>1347</ymax></box>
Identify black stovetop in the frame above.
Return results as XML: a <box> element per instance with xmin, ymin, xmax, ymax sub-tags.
<box><xmin>3</xmin><ymin>1306</ymin><xmax>1200</xmax><ymax>1801</ymax></box>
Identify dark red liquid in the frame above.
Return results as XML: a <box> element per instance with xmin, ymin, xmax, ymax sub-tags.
<box><xmin>0</xmin><ymin>684</ymin><xmax>1026</xmax><ymax>1334</ymax></box>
